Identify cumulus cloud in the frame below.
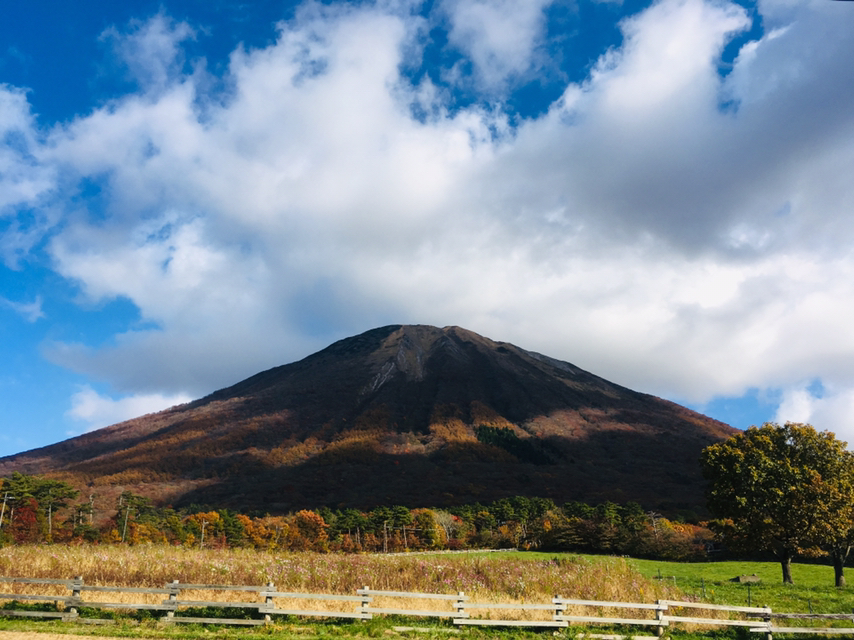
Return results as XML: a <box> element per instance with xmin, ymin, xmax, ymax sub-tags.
<box><xmin>775</xmin><ymin>381</ymin><xmax>854</xmax><ymax>446</ymax></box>
<box><xmin>441</xmin><ymin>0</ymin><xmax>555</xmax><ymax>91</ymax></box>
<box><xmin>4</xmin><ymin>0</ymin><xmax>854</xmax><ymax>443</ymax></box>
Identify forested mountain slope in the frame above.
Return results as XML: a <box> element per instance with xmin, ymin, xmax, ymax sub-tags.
<box><xmin>0</xmin><ymin>325</ymin><xmax>736</xmax><ymax>512</ymax></box>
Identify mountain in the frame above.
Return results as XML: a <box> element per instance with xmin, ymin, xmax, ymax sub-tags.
<box><xmin>0</xmin><ymin>325</ymin><xmax>736</xmax><ymax>513</ymax></box>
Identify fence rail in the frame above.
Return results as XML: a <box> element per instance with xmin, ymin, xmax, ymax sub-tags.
<box><xmin>1</xmin><ymin>575</ymin><xmax>852</xmax><ymax>637</ymax></box>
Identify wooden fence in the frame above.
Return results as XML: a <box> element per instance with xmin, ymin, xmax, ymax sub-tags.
<box><xmin>3</xmin><ymin>575</ymin><xmax>854</xmax><ymax>637</ymax></box>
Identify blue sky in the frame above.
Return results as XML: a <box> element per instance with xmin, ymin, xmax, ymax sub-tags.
<box><xmin>2</xmin><ymin>0</ymin><xmax>853</xmax><ymax>458</ymax></box>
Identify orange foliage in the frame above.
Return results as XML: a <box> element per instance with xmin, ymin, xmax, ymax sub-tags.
<box><xmin>469</xmin><ymin>401</ymin><xmax>515</xmax><ymax>429</ymax></box>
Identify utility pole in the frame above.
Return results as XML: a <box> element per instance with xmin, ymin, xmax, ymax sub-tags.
<box><xmin>0</xmin><ymin>492</ymin><xmax>11</xmax><ymax>529</ymax></box>
<box><xmin>47</xmin><ymin>490</ymin><xmax>53</xmax><ymax>539</ymax></box>
<box><xmin>121</xmin><ymin>503</ymin><xmax>132</xmax><ymax>543</ymax></box>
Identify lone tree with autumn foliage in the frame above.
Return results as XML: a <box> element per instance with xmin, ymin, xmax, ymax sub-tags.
<box><xmin>702</xmin><ymin>422</ymin><xmax>854</xmax><ymax>586</ymax></box>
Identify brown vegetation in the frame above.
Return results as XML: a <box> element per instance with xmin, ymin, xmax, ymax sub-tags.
<box><xmin>0</xmin><ymin>546</ymin><xmax>680</xmax><ymax>605</ymax></box>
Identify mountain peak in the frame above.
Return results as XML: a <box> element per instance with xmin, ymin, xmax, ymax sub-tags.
<box><xmin>0</xmin><ymin>325</ymin><xmax>735</xmax><ymax>513</ymax></box>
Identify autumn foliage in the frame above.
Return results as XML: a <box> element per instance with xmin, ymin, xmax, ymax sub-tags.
<box><xmin>0</xmin><ymin>473</ymin><xmax>708</xmax><ymax>561</ymax></box>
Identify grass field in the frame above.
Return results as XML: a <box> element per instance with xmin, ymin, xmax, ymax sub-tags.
<box><xmin>2</xmin><ymin>547</ymin><xmax>854</xmax><ymax>639</ymax></box>
<box><xmin>625</xmin><ymin>556</ymin><xmax>854</xmax><ymax>614</ymax></box>
<box><xmin>0</xmin><ymin>546</ymin><xmax>678</xmax><ymax>603</ymax></box>
<box><xmin>476</xmin><ymin>552</ymin><xmax>854</xmax><ymax>612</ymax></box>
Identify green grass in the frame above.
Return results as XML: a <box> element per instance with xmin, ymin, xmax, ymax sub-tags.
<box><xmin>470</xmin><ymin>551</ymin><xmax>854</xmax><ymax>614</ymax></box>
<box><xmin>0</xmin><ymin>614</ymin><xmax>775</xmax><ymax>640</ymax></box>
<box><xmin>625</xmin><ymin>557</ymin><xmax>854</xmax><ymax>614</ymax></box>
<box><xmin>0</xmin><ymin>615</ymin><xmax>626</xmax><ymax>640</ymax></box>
<box><xmin>441</xmin><ymin>552</ymin><xmax>854</xmax><ymax>638</ymax></box>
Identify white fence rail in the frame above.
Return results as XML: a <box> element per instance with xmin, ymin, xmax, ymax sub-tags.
<box><xmin>2</xmin><ymin>575</ymin><xmax>853</xmax><ymax>637</ymax></box>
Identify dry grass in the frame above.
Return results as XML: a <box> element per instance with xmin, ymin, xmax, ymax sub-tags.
<box><xmin>0</xmin><ymin>547</ymin><xmax>679</xmax><ymax>622</ymax></box>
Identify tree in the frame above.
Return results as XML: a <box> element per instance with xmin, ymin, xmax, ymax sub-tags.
<box><xmin>0</xmin><ymin>473</ymin><xmax>78</xmax><ymax>542</ymax></box>
<box><xmin>702</xmin><ymin>422</ymin><xmax>854</xmax><ymax>585</ymax></box>
<box><xmin>116</xmin><ymin>491</ymin><xmax>150</xmax><ymax>543</ymax></box>
<box><xmin>217</xmin><ymin>509</ymin><xmax>246</xmax><ymax>547</ymax></box>
<box><xmin>813</xmin><ymin>469</ymin><xmax>854</xmax><ymax>587</ymax></box>
<box><xmin>8</xmin><ymin>496</ymin><xmax>40</xmax><ymax>543</ymax></box>
<box><xmin>412</xmin><ymin>509</ymin><xmax>444</xmax><ymax>548</ymax></box>
<box><xmin>293</xmin><ymin>510</ymin><xmax>328</xmax><ymax>551</ymax></box>
<box><xmin>184</xmin><ymin>511</ymin><xmax>221</xmax><ymax>548</ymax></box>
<box><xmin>335</xmin><ymin>509</ymin><xmax>368</xmax><ymax>549</ymax></box>
<box><xmin>32</xmin><ymin>479</ymin><xmax>79</xmax><ymax>541</ymax></box>
<box><xmin>1</xmin><ymin>473</ymin><xmax>44</xmax><ymax>529</ymax></box>
<box><xmin>390</xmin><ymin>506</ymin><xmax>413</xmax><ymax>547</ymax></box>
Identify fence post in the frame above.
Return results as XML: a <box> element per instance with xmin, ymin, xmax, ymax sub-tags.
<box><xmin>655</xmin><ymin>599</ymin><xmax>666</xmax><ymax>637</ymax></box>
<box><xmin>763</xmin><ymin>604</ymin><xmax>773</xmax><ymax>640</ymax></box>
<box><xmin>67</xmin><ymin>576</ymin><xmax>82</xmax><ymax>620</ymax></box>
<box><xmin>455</xmin><ymin>591</ymin><xmax>466</xmax><ymax>622</ymax></box>
<box><xmin>553</xmin><ymin>595</ymin><xmax>562</xmax><ymax>624</ymax></box>
<box><xmin>264</xmin><ymin>581</ymin><xmax>274</xmax><ymax>623</ymax></box>
<box><xmin>360</xmin><ymin>585</ymin><xmax>371</xmax><ymax>621</ymax></box>
<box><xmin>165</xmin><ymin>579</ymin><xmax>179</xmax><ymax>621</ymax></box>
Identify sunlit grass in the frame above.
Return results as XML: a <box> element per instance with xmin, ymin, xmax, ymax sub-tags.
<box><xmin>0</xmin><ymin>546</ymin><xmax>678</xmax><ymax>604</ymax></box>
<box><xmin>626</xmin><ymin>556</ymin><xmax>854</xmax><ymax>614</ymax></box>
<box><xmin>7</xmin><ymin>547</ymin><xmax>854</xmax><ymax>638</ymax></box>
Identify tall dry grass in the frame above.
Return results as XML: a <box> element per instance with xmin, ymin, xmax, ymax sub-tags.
<box><xmin>0</xmin><ymin>547</ymin><xmax>677</xmax><ymax>601</ymax></box>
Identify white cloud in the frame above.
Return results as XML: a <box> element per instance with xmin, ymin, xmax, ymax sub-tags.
<box><xmin>442</xmin><ymin>0</ymin><xmax>555</xmax><ymax>91</ymax></box>
<box><xmin>67</xmin><ymin>385</ymin><xmax>192</xmax><ymax>433</ymax></box>
<box><xmin>100</xmin><ymin>13</ymin><xmax>196</xmax><ymax>93</ymax></box>
<box><xmin>494</xmin><ymin>0</ymin><xmax>754</xmax><ymax>249</ymax></box>
<box><xmin>0</xmin><ymin>295</ymin><xmax>44</xmax><ymax>322</ymax></box>
<box><xmin>775</xmin><ymin>383</ymin><xmax>854</xmax><ymax>447</ymax></box>
<box><xmin>0</xmin><ymin>85</ymin><xmax>58</xmax><ymax>266</ymax></box>
<box><xmin>3</xmin><ymin>0</ymin><xmax>854</xmax><ymax>441</ymax></box>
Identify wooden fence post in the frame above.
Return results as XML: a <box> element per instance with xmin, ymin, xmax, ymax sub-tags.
<box><xmin>360</xmin><ymin>586</ymin><xmax>371</xmax><ymax>621</ymax></box>
<box><xmin>67</xmin><ymin>576</ymin><xmax>82</xmax><ymax>620</ymax></box>
<box><xmin>763</xmin><ymin>604</ymin><xmax>773</xmax><ymax>640</ymax></box>
<box><xmin>264</xmin><ymin>582</ymin><xmax>274</xmax><ymax>623</ymax></box>
<box><xmin>165</xmin><ymin>579</ymin><xmax>179</xmax><ymax>621</ymax></box>
<box><xmin>655</xmin><ymin>599</ymin><xmax>666</xmax><ymax>637</ymax></box>
<box><xmin>455</xmin><ymin>592</ymin><xmax>466</xmax><ymax>622</ymax></box>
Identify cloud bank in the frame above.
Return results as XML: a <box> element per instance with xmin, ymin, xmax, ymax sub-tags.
<box><xmin>67</xmin><ymin>385</ymin><xmax>192</xmax><ymax>434</ymax></box>
<box><xmin>4</xmin><ymin>0</ymin><xmax>854</xmax><ymax>439</ymax></box>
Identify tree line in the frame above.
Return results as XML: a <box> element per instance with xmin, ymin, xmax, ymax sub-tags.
<box><xmin>5</xmin><ymin>420</ymin><xmax>849</xmax><ymax>587</ymax></box>
<box><xmin>0</xmin><ymin>473</ymin><xmax>709</xmax><ymax>559</ymax></box>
